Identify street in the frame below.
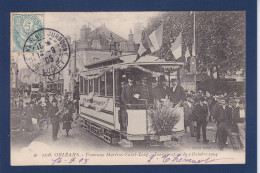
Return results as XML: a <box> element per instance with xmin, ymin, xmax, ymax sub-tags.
<box><xmin>11</xmin><ymin>115</ymin><xmax>237</xmax><ymax>153</ymax></box>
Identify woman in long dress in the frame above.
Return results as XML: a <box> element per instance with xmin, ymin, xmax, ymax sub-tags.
<box><xmin>62</xmin><ymin>107</ymin><xmax>73</xmax><ymax>137</ymax></box>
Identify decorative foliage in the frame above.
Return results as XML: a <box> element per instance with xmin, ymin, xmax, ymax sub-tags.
<box><xmin>148</xmin><ymin>99</ymin><xmax>180</xmax><ymax>135</ymax></box>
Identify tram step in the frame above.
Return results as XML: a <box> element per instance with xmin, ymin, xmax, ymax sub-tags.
<box><xmin>118</xmin><ymin>139</ymin><xmax>133</xmax><ymax>148</ymax></box>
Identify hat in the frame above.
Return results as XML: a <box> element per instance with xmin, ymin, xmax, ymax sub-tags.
<box><xmin>159</xmin><ymin>76</ymin><xmax>166</xmax><ymax>82</ymax></box>
<box><xmin>52</xmin><ymin>99</ymin><xmax>58</xmax><ymax>103</ymax></box>
<box><xmin>239</xmin><ymin>99</ymin><xmax>245</xmax><ymax>104</ymax></box>
<box><xmin>127</xmin><ymin>76</ymin><xmax>134</xmax><ymax>80</ymax></box>
<box><xmin>198</xmin><ymin>97</ymin><xmax>205</xmax><ymax>102</ymax></box>
<box><xmin>141</xmin><ymin>76</ymin><xmax>147</xmax><ymax>81</ymax></box>
<box><xmin>219</xmin><ymin>96</ymin><xmax>227</xmax><ymax>101</ymax></box>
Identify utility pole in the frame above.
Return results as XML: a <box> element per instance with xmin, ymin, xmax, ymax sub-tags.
<box><xmin>193</xmin><ymin>11</ymin><xmax>197</xmax><ymax>94</ymax></box>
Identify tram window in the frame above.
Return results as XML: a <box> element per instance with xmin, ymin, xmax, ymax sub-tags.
<box><xmin>84</xmin><ymin>78</ymin><xmax>88</xmax><ymax>94</ymax></box>
<box><xmin>89</xmin><ymin>79</ymin><xmax>93</xmax><ymax>93</ymax></box>
<box><xmin>115</xmin><ymin>69</ymin><xmax>120</xmax><ymax>99</ymax></box>
<box><xmin>100</xmin><ymin>76</ymin><xmax>105</xmax><ymax>96</ymax></box>
<box><xmin>94</xmin><ymin>78</ymin><xmax>99</xmax><ymax>93</ymax></box>
<box><xmin>106</xmin><ymin>71</ymin><xmax>113</xmax><ymax>97</ymax></box>
<box><xmin>80</xmin><ymin>76</ymin><xmax>84</xmax><ymax>94</ymax></box>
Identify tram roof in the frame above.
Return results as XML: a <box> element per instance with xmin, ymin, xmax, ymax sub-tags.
<box><xmin>80</xmin><ymin>54</ymin><xmax>184</xmax><ymax>79</ymax></box>
<box><xmin>84</xmin><ymin>54</ymin><xmax>184</xmax><ymax>69</ymax></box>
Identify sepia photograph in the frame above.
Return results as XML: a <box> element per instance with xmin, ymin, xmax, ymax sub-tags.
<box><xmin>10</xmin><ymin>11</ymin><xmax>246</xmax><ymax>165</ymax></box>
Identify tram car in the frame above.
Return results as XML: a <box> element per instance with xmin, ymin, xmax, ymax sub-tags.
<box><xmin>78</xmin><ymin>54</ymin><xmax>185</xmax><ymax>146</ymax></box>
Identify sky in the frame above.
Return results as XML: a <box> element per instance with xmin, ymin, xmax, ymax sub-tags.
<box><xmin>44</xmin><ymin>12</ymin><xmax>160</xmax><ymax>40</ymax></box>
<box><xmin>15</xmin><ymin>12</ymin><xmax>160</xmax><ymax>69</ymax></box>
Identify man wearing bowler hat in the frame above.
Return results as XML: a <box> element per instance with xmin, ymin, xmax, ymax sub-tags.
<box><xmin>134</xmin><ymin>76</ymin><xmax>153</xmax><ymax>103</ymax></box>
<box><xmin>121</xmin><ymin>76</ymin><xmax>136</xmax><ymax>105</ymax></box>
<box><xmin>48</xmin><ymin>99</ymin><xmax>60</xmax><ymax>141</ymax></box>
<box><xmin>193</xmin><ymin>97</ymin><xmax>209</xmax><ymax>144</ymax></box>
<box><xmin>153</xmin><ymin>76</ymin><xmax>170</xmax><ymax>101</ymax></box>
<box><xmin>120</xmin><ymin>76</ymin><xmax>136</xmax><ymax>131</ymax></box>
<box><xmin>215</xmin><ymin>97</ymin><xmax>231</xmax><ymax>150</ymax></box>
<box><xmin>169</xmin><ymin>78</ymin><xmax>186</xmax><ymax>103</ymax></box>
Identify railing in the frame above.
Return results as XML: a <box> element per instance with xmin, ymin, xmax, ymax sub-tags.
<box><xmin>116</xmin><ymin>99</ymin><xmax>154</xmax><ymax>110</ymax></box>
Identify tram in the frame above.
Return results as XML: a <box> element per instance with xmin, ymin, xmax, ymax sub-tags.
<box><xmin>78</xmin><ymin>54</ymin><xmax>184</xmax><ymax>146</ymax></box>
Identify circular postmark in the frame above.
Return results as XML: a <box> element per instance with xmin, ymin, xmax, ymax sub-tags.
<box><xmin>23</xmin><ymin>28</ymin><xmax>70</xmax><ymax>76</ymax></box>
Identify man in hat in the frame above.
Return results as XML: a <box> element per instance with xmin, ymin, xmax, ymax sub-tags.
<box><xmin>169</xmin><ymin>79</ymin><xmax>186</xmax><ymax>104</ymax></box>
<box><xmin>121</xmin><ymin>76</ymin><xmax>136</xmax><ymax>105</ymax></box>
<box><xmin>233</xmin><ymin>99</ymin><xmax>246</xmax><ymax>149</ymax></box>
<box><xmin>153</xmin><ymin>76</ymin><xmax>170</xmax><ymax>101</ymax></box>
<box><xmin>133</xmin><ymin>76</ymin><xmax>153</xmax><ymax>103</ymax></box>
<box><xmin>120</xmin><ymin>76</ymin><xmax>136</xmax><ymax>131</ymax></box>
<box><xmin>183</xmin><ymin>97</ymin><xmax>195</xmax><ymax>137</ymax></box>
<box><xmin>193</xmin><ymin>97</ymin><xmax>209</xmax><ymax>143</ymax></box>
<box><xmin>215</xmin><ymin>97</ymin><xmax>231</xmax><ymax>150</ymax></box>
<box><xmin>48</xmin><ymin>99</ymin><xmax>60</xmax><ymax>141</ymax></box>
<box><xmin>73</xmin><ymin>82</ymin><xmax>80</xmax><ymax>114</ymax></box>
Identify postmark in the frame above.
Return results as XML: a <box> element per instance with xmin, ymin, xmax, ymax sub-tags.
<box><xmin>12</xmin><ymin>13</ymin><xmax>44</xmax><ymax>52</ymax></box>
<box><xmin>23</xmin><ymin>28</ymin><xmax>70</xmax><ymax>76</ymax></box>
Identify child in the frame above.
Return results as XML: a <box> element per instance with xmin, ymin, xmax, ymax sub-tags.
<box><xmin>62</xmin><ymin>107</ymin><xmax>73</xmax><ymax>137</ymax></box>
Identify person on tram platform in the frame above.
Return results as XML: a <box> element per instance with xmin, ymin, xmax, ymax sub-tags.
<box><xmin>169</xmin><ymin>79</ymin><xmax>186</xmax><ymax>104</ymax></box>
<box><xmin>121</xmin><ymin>76</ymin><xmax>136</xmax><ymax>105</ymax></box>
<box><xmin>153</xmin><ymin>76</ymin><xmax>170</xmax><ymax>101</ymax></box>
<box><xmin>120</xmin><ymin>76</ymin><xmax>137</xmax><ymax>131</ymax></box>
<box><xmin>133</xmin><ymin>76</ymin><xmax>153</xmax><ymax>104</ymax></box>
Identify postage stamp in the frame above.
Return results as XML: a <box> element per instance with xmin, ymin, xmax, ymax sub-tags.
<box><xmin>12</xmin><ymin>13</ymin><xmax>44</xmax><ymax>52</ymax></box>
<box><xmin>23</xmin><ymin>28</ymin><xmax>70</xmax><ymax>76</ymax></box>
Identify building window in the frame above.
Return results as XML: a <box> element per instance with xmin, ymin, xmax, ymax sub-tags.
<box><xmin>120</xmin><ymin>42</ymin><xmax>127</xmax><ymax>51</ymax></box>
<box><xmin>91</xmin><ymin>40</ymin><xmax>101</xmax><ymax>49</ymax></box>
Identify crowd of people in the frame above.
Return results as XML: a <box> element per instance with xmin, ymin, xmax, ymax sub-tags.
<box><xmin>183</xmin><ymin>90</ymin><xmax>246</xmax><ymax>150</ymax></box>
<box><xmin>11</xmin><ymin>77</ymin><xmax>245</xmax><ymax>151</ymax></box>
<box><xmin>11</xmin><ymin>85</ymin><xmax>80</xmax><ymax>142</ymax></box>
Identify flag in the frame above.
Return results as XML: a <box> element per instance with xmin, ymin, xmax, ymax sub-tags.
<box><xmin>170</xmin><ymin>32</ymin><xmax>182</xmax><ymax>59</ymax></box>
<box><xmin>185</xmin><ymin>46</ymin><xmax>191</xmax><ymax>62</ymax></box>
<box><xmin>135</xmin><ymin>30</ymin><xmax>152</xmax><ymax>62</ymax></box>
<box><xmin>149</xmin><ymin>24</ymin><xmax>163</xmax><ymax>53</ymax></box>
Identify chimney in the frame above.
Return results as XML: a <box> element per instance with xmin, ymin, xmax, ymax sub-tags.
<box><xmin>128</xmin><ymin>29</ymin><xmax>134</xmax><ymax>43</ymax></box>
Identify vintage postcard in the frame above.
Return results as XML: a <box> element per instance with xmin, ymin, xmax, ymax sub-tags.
<box><xmin>10</xmin><ymin>11</ymin><xmax>246</xmax><ymax>165</ymax></box>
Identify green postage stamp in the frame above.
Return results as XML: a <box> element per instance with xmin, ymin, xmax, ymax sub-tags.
<box><xmin>12</xmin><ymin>13</ymin><xmax>44</xmax><ymax>52</ymax></box>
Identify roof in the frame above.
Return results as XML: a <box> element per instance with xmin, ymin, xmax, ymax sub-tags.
<box><xmin>84</xmin><ymin>54</ymin><xmax>184</xmax><ymax>71</ymax></box>
<box><xmin>88</xmin><ymin>25</ymin><xmax>127</xmax><ymax>42</ymax></box>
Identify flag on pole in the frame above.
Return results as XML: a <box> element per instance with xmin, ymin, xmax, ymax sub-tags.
<box><xmin>185</xmin><ymin>46</ymin><xmax>191</xmax><ymax>62</ymax></box>
<box><xmin>170</xmin><ymin>32</ymin><xmax>182</xmax><ymax>59</ymax></box>
<box><xmin>135</xmin><ymin>30</ymin><xmax>152</xmax><ymax>62</ymax></box>
<box><xmin>149</xmin><ymin>24</ymin><xmax>163</xmax><ymax>53</ymax></box>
